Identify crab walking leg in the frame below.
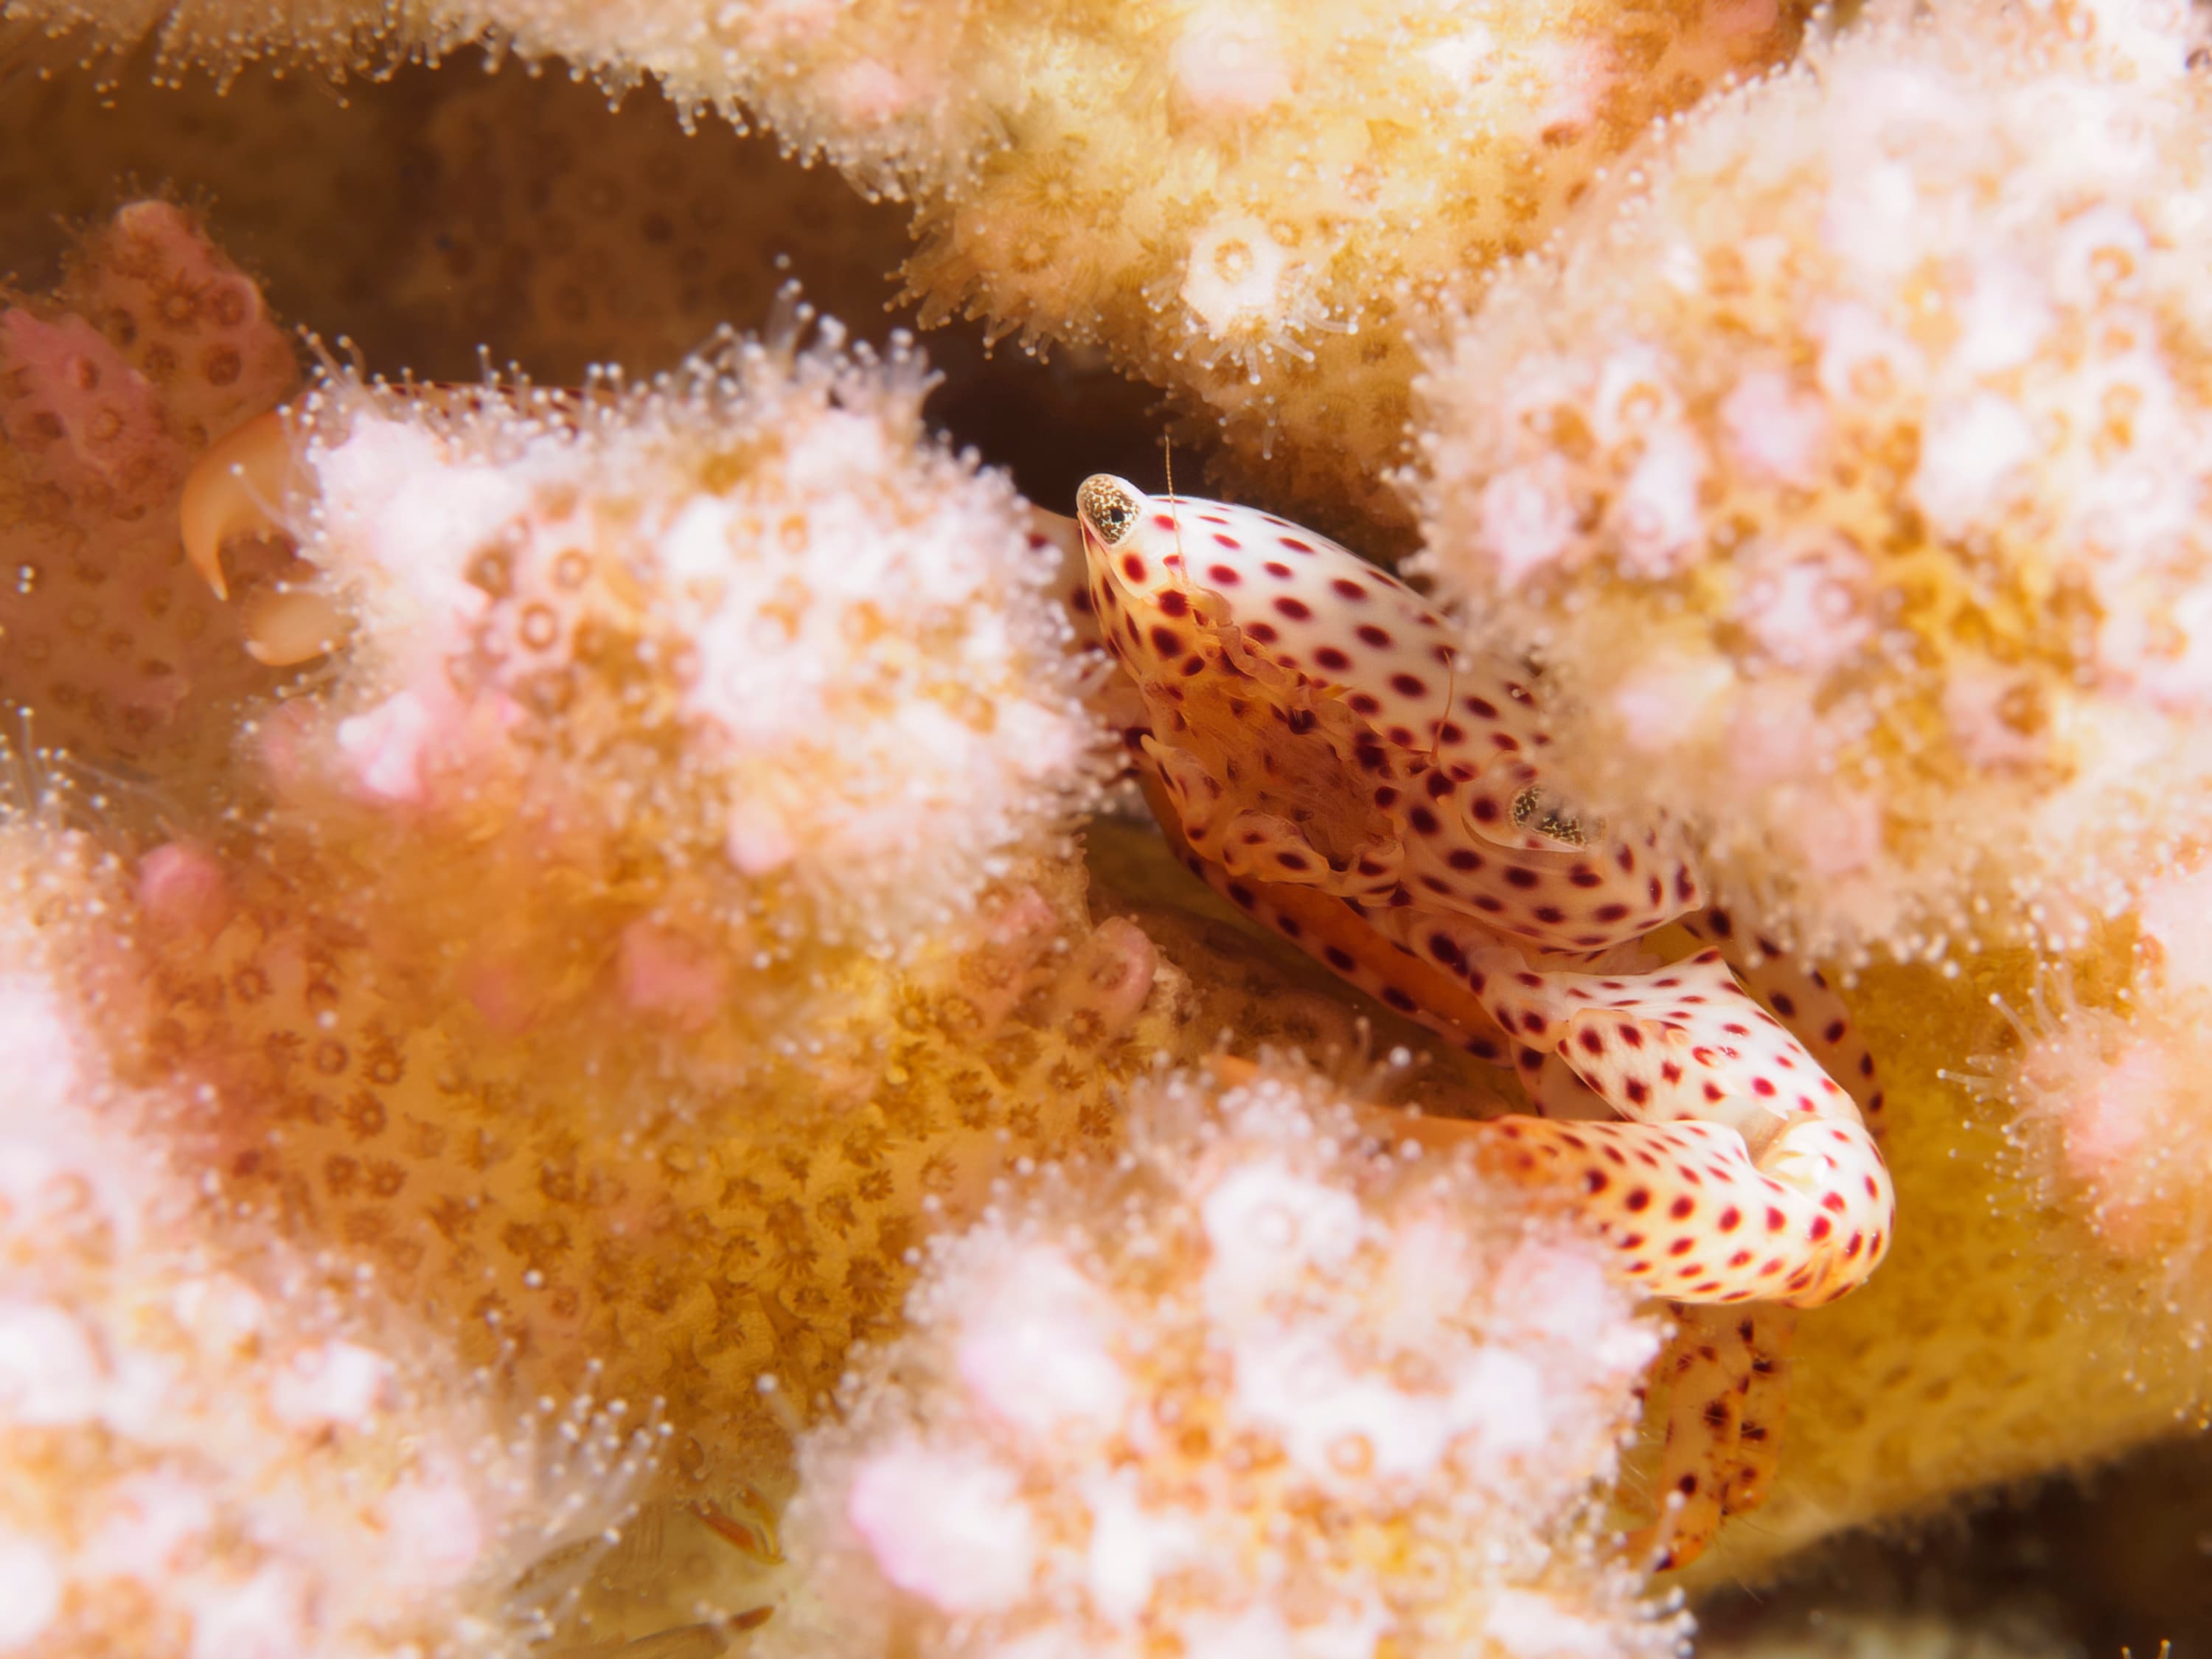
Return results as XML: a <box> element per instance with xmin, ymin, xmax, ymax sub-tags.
<box><xmin>180</xmin><ymin>409</ymin><xmax>300</xmax><ymax>599</ymax></box>
<box><xmin>1627</xmin><ymin>1303</ymin><xmax>1796</xmax><ymax>1571</ymax></box>
<box><xmin>178</xmin><ymin>406</ymin><xmax>354</xmax><ymax>666</ymax></box>
<box><xmin>1138</xmin><ymin>773</ymin><xmax>1528</xmax><ymax>1066</ymax></box>
<box><xmin>1724</xmin><ymin>1304</ymin><xmax>1795</xmax><ymax>1517</ymax></box>
<box><xmin>1635</xmin><ymin>1303</ymin><xmax>1753</xmax><ymax>1571</ymax></box>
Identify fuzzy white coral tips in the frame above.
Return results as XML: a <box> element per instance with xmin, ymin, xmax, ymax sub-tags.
<box><xmin>1410</xmin><ymin>0</ymin><xmax>2212</xmax><ymax>965</ymax></box>
<box><xmin>767</xmin><ymin>1067</ymin><xmax>1678</xmax><ymax>1659</ymax></box>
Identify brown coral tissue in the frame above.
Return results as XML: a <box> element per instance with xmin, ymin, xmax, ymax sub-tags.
<box><xmin>4</xmin><ymin>0</ymin><xmax>2212</xmax><ymax>1655</ymax></box>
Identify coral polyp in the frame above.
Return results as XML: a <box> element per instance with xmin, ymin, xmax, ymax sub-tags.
<box><xmin>766</xmin><ymin>1062</ymin><xmax>1677</xmax><ymax>1659</ymax></box>
<box><xmin>0</xmin><ymin>200</ymin><xmax>297</xmax><ymax>787</ymax></box>
<box><xmin>1996</xmin><ymin>866</ymin><xmax>2212</xmax><ymax>1324</ymax></box>
<box><xmin>1410</xmin><ymin>0</ymin><xmax>2212</xmax><ymax>964</ymax></box>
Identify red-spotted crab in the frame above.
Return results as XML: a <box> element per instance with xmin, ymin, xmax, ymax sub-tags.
<box><xmin>1057</xmin><ymin>473</ymin><xmax>1896</xmax><ymax>1569</ymax></box>
<box><xmin>177</xmin><ymin>409</ymin><xmax>1892</xmax><ymax>1571</ymax></box>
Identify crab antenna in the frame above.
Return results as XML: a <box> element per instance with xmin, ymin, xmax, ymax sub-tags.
<box><xmin>1163</xmin><ymin>434</ymin><xmax>1192</xmax><ymax>591</ymax></box>
<box><xmin>1431</xmin><ymin>649</ymin><xmax>1459</xmax><ymax>764</ymax></box>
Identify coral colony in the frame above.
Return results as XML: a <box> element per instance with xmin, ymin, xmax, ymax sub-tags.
<box><xmin>1</xmin><ymin>0</ymin><xmax>2211</xmax><ymax>1656</ymax></box>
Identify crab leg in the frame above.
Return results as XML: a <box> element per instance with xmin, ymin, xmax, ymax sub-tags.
<box><xmin>1444</xmin><ymin>936</ymin><xmax>1891</xmax><ymax>1308</ymax></box>
<box><xmin>1724</xmin><ymin>1304</ymin><xmax>1793</xmax><ymax>1517</ymax></box>
<box><xmin>1680</xmin><ymin>909</ymin><xmax>1885</xmax><ymax>1127</ymax></box>
<box><xmin>180</xmin><ymin>410</ymin><xmax>301</xmax><ymax>601</ymax></box>
<box><xmin>178</xmin><ymin>408</ymin><xmax>352</xmax><ymax>667</ymax></box>
<box><xmin>1627</xmin><ymin>1303</ymin><xmax>1795</xmax><ymax>1570</ymax></box>
<box><xmin>1155</xmin><ymin>778</ymin><xmax>1892</xmax><ymax>1308</ymax></box>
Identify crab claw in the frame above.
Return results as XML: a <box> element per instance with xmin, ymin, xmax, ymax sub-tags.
<box><xmin>180</xmin><ymin>410</ymin><xmax>304</xmax><ymax>601</ymax></box>
<box><xmin>238</xmin><ymin>587</ymin><xmax>351</xmax><ymax>667</ymax></box>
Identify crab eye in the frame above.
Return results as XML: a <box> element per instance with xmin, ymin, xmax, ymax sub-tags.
<box><xmin>1512</xmin><ymin>785</ymin><xmax>1589</xmax><ymax>846</ymax></box>
<box><xmin>1077</xmin><ymin>474</ymin><xmax>1144</xmax><ymax>547</ymax></box>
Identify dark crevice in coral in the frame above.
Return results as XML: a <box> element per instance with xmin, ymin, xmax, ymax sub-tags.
<box><xmin>1696</xmin><ymin>1428</ymin><xmax>2212</xmax><ymax>1657</ymax></box>
<box><xmin>0</xmin><ymin>46</ymin><xmax>1201</xmax><ymax>515</ymax></box>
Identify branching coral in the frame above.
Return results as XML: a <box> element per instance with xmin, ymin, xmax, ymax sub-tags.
<box><xmin>1410</xmin><ymin>0</ymin><xmax>2212</xmax><ymax>964</ymax></box>
<box><xmin>883</xmin><ymin>0</ymin><xmax>1811</xmax><ymax>535</ymax></box>
<box><xmin>7</xmin><ymin>0</ymin><xmax>2212</xmax><ymax>1646</ymax></box>
<box><xmin>0</xmin><ymin>826</ymin><xmax>657</xmax><ymax>1658</ymax></box>
<box><xmin>102</xmin><ymin>308</ymin><xmax>1155</xmax><ymax>1509</ymax></box>
<box><xmin>765</xmin><ymin>1060</ymin><xmax>1677</xmax><ymax>1659</ymax></box>
<box><xmin>0</xmin><ymin>198</ymin><xmax>296</xmax><ymax>789</ymax></box>
<box><xmin>6</xmin><ymin>204</ymin><xmax>1661</xmax><ymax>1649</ymax></box>
<box><xmin>7</xmin><ymin>0</ymin><xmax>1812</xmax><ymax>537</ymax></box>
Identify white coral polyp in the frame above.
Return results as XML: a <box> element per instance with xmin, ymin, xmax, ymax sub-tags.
<box><xmin>0</xmin><ymin>841</ymin><xmax>655</xmax><ymax>1658</ymax></box>
<box><xmin>1911</xmin><ymin>392</ymin><xmax>2037</xmax><ymax>539</ymax></box>
<box><xmin>1413</xmin><ymin>0</ymin><xmax>2212</xmax><ymax>961</ymax></box>
<box><xmin>290</xmin><ymin>316</ymin><xmax>1102</xmax><ymax>951</ymax></box>
<box><xmin>1182</xmin><ymin>214</ymin><xmax>1298</xmax><ymax>336</ymax></box>
<box><xmin>846</xmin><ymin>1443</ymin><xmax>1040</xmax><ymax>1613</ymax></box>
<box><xmin>765</xmin><ymin>1067</ymin><xmax>1673</xmax><ymax>1659</ymax></box>
<box><xmin>1171</xmin><ymin>4</ymin><xmax>1293</xmax><ymax>116</ymax></box>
